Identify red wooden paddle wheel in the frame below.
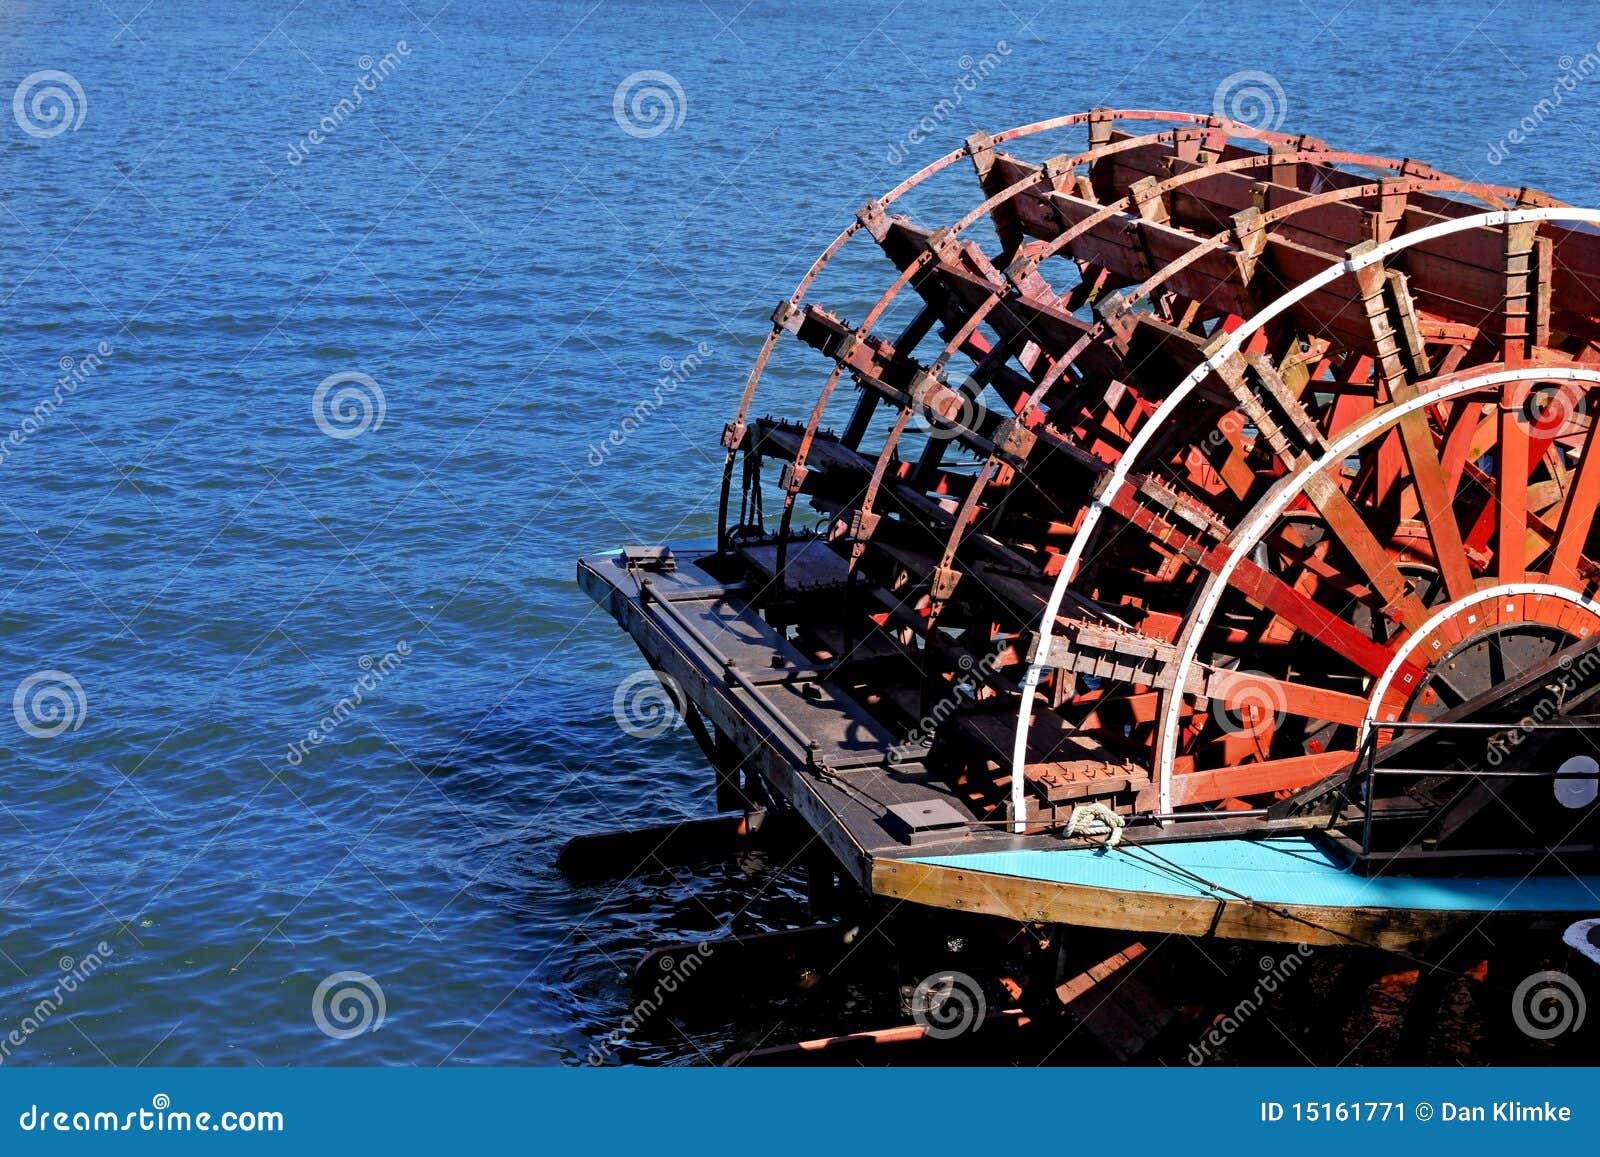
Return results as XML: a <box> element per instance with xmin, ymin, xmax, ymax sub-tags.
<box><xmin>713</xmin><ymin>108</ymin><xmax>1600</xmax><ymax>830</ymax></box>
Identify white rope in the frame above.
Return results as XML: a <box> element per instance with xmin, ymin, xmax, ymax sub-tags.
<box><xmin>1064</xmin><ymin>800</ymin><xmax>1126</xmax><ymax>846</ymax></box>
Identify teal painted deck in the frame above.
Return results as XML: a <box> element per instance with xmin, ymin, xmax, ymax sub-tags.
<box><xmin>910</xmin><ymin>837</ymin><xmax>1600</xmax><ymax>913</ymax></box>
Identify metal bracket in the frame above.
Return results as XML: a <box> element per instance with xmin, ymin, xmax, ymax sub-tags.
<box><xmin>994</xmin><ymin>418</ymin><xmax>1037</xmax><ymax>464</ymax></box>
<box><xmin>779</xmin><ymin>462</ymin><xmax>810</xmax><ymax>493</ymax></box>
<box><xmin>848</xmin><ymin>508</ymin><xmax>880</xmax><ymax>540</ymax></box>
<box><xmin>771</xmin><ymin>299</ymin><xmax>804</xmax><ymax>334</ymax></box>
<box><xmin>856</xmin><ymin>198</ymin><xmax>890</xmax><ymax>240</ymax></box>
<box><xmin>622</xmin><ymin>545</ymin><xmax>676</xmax><ymax>573</ymax></box>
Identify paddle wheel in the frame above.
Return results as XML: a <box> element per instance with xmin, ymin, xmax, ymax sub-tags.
<box><xmin>710</xmin><ymin>108</ymin><xmax>1600</xmax><ymax>831</ymax></box>
<box><xmin>573</xmin><ymin>110</ymin><xmax>1600</xmax><ymax>1061</ymax></box>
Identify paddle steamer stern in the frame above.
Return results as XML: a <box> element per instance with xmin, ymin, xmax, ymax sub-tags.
<box><xmin>580</xmin><ymin>543</ymin><xmax>1600</xmax><ymax>956</ymax></box>
<box><xmin>572</xmin><ymin>110</ymin><xmax>1600</xmax><ymax>1058</ymax></box>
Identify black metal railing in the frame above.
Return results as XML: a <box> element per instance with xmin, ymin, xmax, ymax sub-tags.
<box><xmin>1341</xmin><ymin>717</ymin><xmax>1600</xmax><ymax>857</ymax></box>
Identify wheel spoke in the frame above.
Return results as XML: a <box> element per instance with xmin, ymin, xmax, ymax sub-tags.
<box><xmin>1497</xmin><ymin>395</ymin><xmax>1530</xmax><ymax>582</ymax></box>
<box><xmin>1550</xmin><ymin>411</ymin><xmax>1600</xmax><ymax>586</ymax></box>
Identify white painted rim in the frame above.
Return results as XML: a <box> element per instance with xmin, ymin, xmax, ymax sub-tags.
<box><xmin>1361</xmin><ymin>583</ymin><xmax>1600</xmax><ymax>741</ymax></box>
<box><xmin>1562</xmin><ymin>918</ymin><xmax>1600</xmax><ymax>966</ymax></box>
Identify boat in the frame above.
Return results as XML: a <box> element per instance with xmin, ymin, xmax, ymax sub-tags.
<box><xmin>572</xmin><ymin>109</ymin><xmax>1600</xmax><ymax>1061</ymax></box>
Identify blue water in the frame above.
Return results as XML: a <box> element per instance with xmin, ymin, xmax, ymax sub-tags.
<box><xmin>1</xmin><ymin>0</ymin><xmax>1597</xmax><ymax>1066</ymax></box>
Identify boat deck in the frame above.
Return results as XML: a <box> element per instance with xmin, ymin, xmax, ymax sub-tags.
<box><xmin>579</xmin><ymin>546</ymin><xmax>1600</xmax><ymax>953</ymax></box>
